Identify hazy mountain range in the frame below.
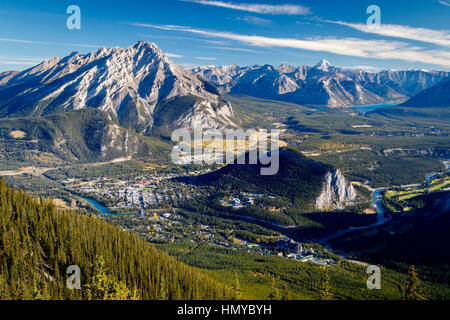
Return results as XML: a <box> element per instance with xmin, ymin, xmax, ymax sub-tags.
<box><xmin>193</xmin><ymin>61</ymin><xmax>449</xmax><ymax>107</ymax></box>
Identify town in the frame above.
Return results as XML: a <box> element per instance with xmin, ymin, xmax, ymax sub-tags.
<box><xmin>63</xmin><ymin>170</ymin><xmax>335</xmax><ymax>266</ymax></box>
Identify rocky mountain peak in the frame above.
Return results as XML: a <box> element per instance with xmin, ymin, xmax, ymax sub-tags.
<box><xmin>314</xmin><ymin>59</ymin><xmax>333</xmax><ymax>72</ymax></box>
<box><xmin>0</xmin><ymin>41</ymin><xmax>235</xmax><ymax>134</ymax></box>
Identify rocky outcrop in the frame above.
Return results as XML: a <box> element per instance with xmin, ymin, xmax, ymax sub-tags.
<box><xmin>315</xmin><ymin>169</ymin><xmax>357</xmax><ymax>210</ymax></box>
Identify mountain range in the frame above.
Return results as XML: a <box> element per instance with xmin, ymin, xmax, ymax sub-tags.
<box><xmin>193</xmin><ymin>61</ymin><xmax>449</xmax><ymax>107</ymax></box>
<box><xmin>0</xmin><ymin>41</ymin><xmax>235</xmax><ymax>135</ymax></box>
<box><xmin>0</xmin><ymin>41</ymin><xmax>448</xmax><ymax>165</ymax></box>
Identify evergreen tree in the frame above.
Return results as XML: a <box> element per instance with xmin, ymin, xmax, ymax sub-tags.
<box><xmin>282</xmin><ymin>284</ymin><xmax>290</xmax><ymax>300</ymax></box>
<box><xmin>84</xmin><ymin>256</ymin><xmax>132</xmax><ymax>300</ymax></box>
<box><xmin>401</xmin><ymin>265</ymin><xmax>423</xmax><ymax>300</ymax></box>
<box><xmin>319</xmin><ymin>268</ymin><xmax>333</xmax><ymax>300</ymax></box>
<box><xmin>0</xmin><ymin>178</ymin><xmax>231</xmax><ymax>300</ymax></box>
<box><xmin>268</xmin><ymin>276</ymin><xmax>279</xmax><ymax>300</ymax></box>
<box><xmin>231</xmin><ymin>273</ymin><xmax>243</xmax><ymax>300</ymax></box>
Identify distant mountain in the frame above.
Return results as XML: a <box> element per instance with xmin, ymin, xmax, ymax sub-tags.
<box><xmin>193</xmin><ymin>62</ymin><xmax>449</xmax><ymax>107</ymax></box>
<box><xmin>401</xmin><ymin>77</ymin><xmax>450</xmax><ymax>108</ymax></box>
<box><xmin>0</xmin><ymin>41</ymin><xmax>235</xmax><ymax>134</ymax></box>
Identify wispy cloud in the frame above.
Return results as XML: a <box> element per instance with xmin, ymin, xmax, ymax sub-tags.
<box><xmin>181</xmin><ymin>0</ymin><xmax>310</xmax><ymax>15</ymax></box>
<box><xmin>196</xmin><ymin>56</ymin><xmax>216</xmax><ymax>60</ymax></box>
<box><xmin>205</xmin><ymin>45</ymin><xmax>263</xmax><ymax>53</ymax></box>
<box><xmin>130</xmin><ymin>23</ymin><xmax>450</xmax><ymax>68</ymax></box>
<box><xmin>0</xmin><ymin>38</ymin><xmax>54</xmax><ymax>45</ymax></box>
<box><xmin>237</xmin><ymin>16</ymin><xmax>272</xmax><ymax>26</ymax></box>
<box><xmin>345</xmin><ymin>65</ymin><xmax>383</xmax><ymax>72</ymax></box>
<box><xmin>0</xmin><ymin>60</ymin><xmax>38</xmax><ymax>66</ymax></box>
<box><xmin>0</xmin><ymin>38</ymin><xmax>100</xmax><ymax>48</ymax></box>
<box><xmin>0</xmin><ymin>56</ymin><xmax>48</xmax><ymax>66</ymax></box>
<box><xmin>166</xmin><ymin>53</ymin><xmax>184</xmax><ymax>58</ymax></box>
<box><xmin>181</xmin><ymin>64</ymin><xmax>199</xmax><ymax>70</ymax></box>
<box><xmin>140</xmin><ymin>34</ymin><xmax>228</xmax><ymax>45</ymax></box>
<box><xmin>326</xmin><ymin>20</ymin><xmax>450</xmax><ymax>47</ymax></box>
<box><xmin>438</xmin><ymin>1</ymin><xmax>450</xmax><ymax>7</ymax></box>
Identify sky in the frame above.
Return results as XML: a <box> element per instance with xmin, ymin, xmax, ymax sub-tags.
<box><xmin>0</xmin><ymin>0</ymin><xmax>449</xmax><ymax>72</ymax></box>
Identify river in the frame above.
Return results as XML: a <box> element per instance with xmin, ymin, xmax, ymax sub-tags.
<box><xmin>80</xmin><ymin>159</ymin><xmax>449</xmax><ymax>242</ymax></box>
<box><xmin>319</xmin><ymin>159</ymin><xmax>449</xmax><ymax>244</ymax></box>
<box><xmin>81</xmin><ymin>196</ymin><xmax>113</xmax><ymax>215</ymax></box>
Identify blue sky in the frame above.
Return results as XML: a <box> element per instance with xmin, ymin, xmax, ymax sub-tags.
<box><xmin>1</xmin><ymin>0</ymin><xmax>449</xmax><ymax>72</ymax></box>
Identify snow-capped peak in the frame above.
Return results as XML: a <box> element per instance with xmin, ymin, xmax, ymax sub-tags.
<box><xmin>314</xmin><ymin>59</ymin><xmax>332</xmax><ymax>71</ymax></box>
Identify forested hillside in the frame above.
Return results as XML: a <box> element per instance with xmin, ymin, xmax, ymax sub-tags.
<box><xmin>0</xmin><ymin>178</ymin><xmax>230</xmax><ymax>300</ymax></box>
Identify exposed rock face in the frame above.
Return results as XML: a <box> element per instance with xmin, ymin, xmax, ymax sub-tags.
<box><xmin>315</xmin><ymin>169</ymin><xmax>357</xmax><ymax>210</ymax></box>
<box><xmin>193</xmin><ymin>62</ymin><xmax>449</xmax><ymax>107</ymax></box>
<box><xmin>0</xmin><ymin>41</ymin><xmax>235</xmax><ymax>134</ymax></box>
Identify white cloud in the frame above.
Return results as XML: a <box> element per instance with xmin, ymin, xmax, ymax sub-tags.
<box><xmin>0</xmin><ymin>60</ymin><xmax>38</xmax><ymax>66</ymax></box>
<box><xmin>0</xmin><ymin>56</ymin><xmax>49</xmax><ymax>66</ymax></box>
<box><xmin>438</xmin><ymin>1</ymin><xmax>450</xmax><ymax>7</ymax></box>
<box><xmin>179</xmin><ymin>63</ymin><xmax>199</xmax><ymax>69</ymax></box>
<box><xmin>205</xmin><ymin>46</ymin><xmax>263</xmax><ymax>53</ymax></box>
<box><xmin>327</xmin><ymin>21</ymin><xmax>450</xmax><ymax>47</ymax></box>
<box><xmin>0</xmin><ymin>38</ymin><xmax>54</xmax><ymax>45</ymax></box>
<box><xmin>0</xmin><ymin>38</ymin><xmax>100</xmax><ymax>48</ymax></box>
<box><xmin>181</xmin><ymin>0</ymin><xmax>310</xmax><ymax>15</ymax></box>
<box><xmin>196</xmin><ymin>57</ymin><xmax>216</xmax><ymax>60</ymax></box>
<box><xmin>130</xmin><ymin>23</ymin><xmax>450</xmax><ymax>68</ymax></box>
<box><xmin>346</xmin><ymin>65</ymin><xmax>383</xmax><ymax>72</ymax></box>
<box><xmin>237</xmin><ymin>16</ymin><xmax>272</xmax><ymax>26</ymax></box>
<box><xmin>166</xmin><ymin>53</ymin><xmax>184</xmax><ymax>58</ymax></box>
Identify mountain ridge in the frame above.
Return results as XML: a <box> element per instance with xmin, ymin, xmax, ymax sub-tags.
<box><xmin>400</xmin><ymin>77</ymin><xmax>450</xmax><ymax>108</ymax></box>
<box><xmin>193</xmin><ymin>62</ymin><xmax>449</xmax><ymax>107</ymax></box>
<box><xmin>0</xmin><ymin>41</ymin><xmax>235</xmax><ymax>134</ymax></box>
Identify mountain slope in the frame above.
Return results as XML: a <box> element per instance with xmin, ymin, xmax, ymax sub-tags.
<box><xmin>0</xmin><ymin>70</ymin><xmax>19</xmax><ymax>85</ymax></box>
<box><xmin>193</xmin><ymin>63</ymin><xmax>448</xmax><ymax>107</ymax></box>
<box><xmin>196</xmin><ymin>148</ymin><xmax>360</xmax><ymax>212</ymax></box>
<box><xmin>0</xmin><ymin>178</ymin><xmax>230</xmax><ymax>299</ymax></box>
<box><xmin>0</xmin><ymin>108</ymin><xmax>171</xmax><ymax>163</ymax></box>
<box><xmin>0</xmin><ymin>41</ymin><xmax>235</xmax><ymax>134</ymax></box>
<box><xmin>401</xmin><ymin>77</ymin><xmax>450</xmax><ymax>108</ymax></box>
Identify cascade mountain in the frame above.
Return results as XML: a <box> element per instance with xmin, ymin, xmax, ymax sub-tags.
<box><xmin>0</xmin><ymin>41</ymin><xmax>235</xmax><ymax>135</ymax></box>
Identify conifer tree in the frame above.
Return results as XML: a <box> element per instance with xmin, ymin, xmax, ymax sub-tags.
<box><xmin>401</xmin><ymin>265</ymin><xmax>423</xmax><ymax>300</ymax></box>
<box><xmin>319</xmin><ymin>268</ymin><xmax>332</xmax><ymax>300</ymax></box>
<box><xmin>0</xmin><ymin>178</ymin><xmax>230</xmax><ymax>300</ymax></box>
<box><xmin>268</xmin><ymin>276</ymin><xmax>279</xmax><ymax>300</ymax></box>
<box><xmin>282</xmin><ymin>284</ymin><xmax>290</xmax><ymax>300</ymax></box>
<box><xmin>231</xmin><ymin>273</ymin><xmax>243</xmax><ymax>300</ymax></box>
